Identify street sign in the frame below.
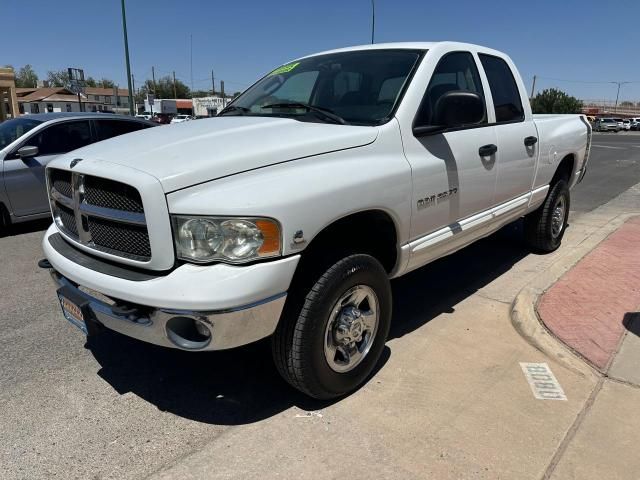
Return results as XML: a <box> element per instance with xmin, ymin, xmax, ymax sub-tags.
<box><xmin>146</xmin><ymin>94</ymin><xmax>155</xmax><ymax>106</ymax></box>
<box><xmin>68</xmin><ymin>68</ymin><xmax>85</xmax><ymax>95</ymax></box>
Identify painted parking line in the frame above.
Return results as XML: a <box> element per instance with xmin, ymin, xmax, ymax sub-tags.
<box><xmin>591</xmin><ymin>145</ymin><xmax>627</xmax><ymax>150</ymax></box>
<box><xmin>520</xmin><ymin>362</ymin><xmax>567</xmax><ymax>401</ymax></box>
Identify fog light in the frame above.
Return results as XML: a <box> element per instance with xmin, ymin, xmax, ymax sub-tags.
<box><xmin>165</xmin><ymin>316</ymin><xmax>212</xmax><ymax>350</ymax></box>
<box><xmin>195</xmin><ymin>320</ymin><xmax>211</xmax><ymax>338</ymax></box>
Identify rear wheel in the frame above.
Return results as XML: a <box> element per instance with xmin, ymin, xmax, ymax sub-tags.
<box><xmin>272</xmin><ymin>254</ymin><xmax>391</xmax><ymax>399</ymax></box>
<box><xmin>524</xmin><ymin>180</ymin><xmax>570</xmax><ymax>252</ymax></box>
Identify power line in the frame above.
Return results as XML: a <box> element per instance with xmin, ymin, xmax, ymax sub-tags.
<box><xmin>536</xmin><ymin>76</ymin><xmax>640</xmax><ymax>85</ymax></box>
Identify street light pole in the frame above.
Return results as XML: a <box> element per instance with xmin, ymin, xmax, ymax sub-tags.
<box><xmin>371</xmin><ymin>0</ymin><xmax>375</xmax><ymax>44</ymax></box>
<box><xmin>120</xmin><ymin>0</ymin><xmax>135</xmax><ymax>116</ymax></box>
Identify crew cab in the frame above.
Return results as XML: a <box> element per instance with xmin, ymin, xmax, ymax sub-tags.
<box><xmin>41</xmin><ymin>42</ymin><xmax>591</xmax><ymax>399</ymax></box>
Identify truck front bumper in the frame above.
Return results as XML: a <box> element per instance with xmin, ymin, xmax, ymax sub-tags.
<box><xmin>42</xmin><ymin>225</ymin><xmax>299</xmax><ymax>351</ymax></box>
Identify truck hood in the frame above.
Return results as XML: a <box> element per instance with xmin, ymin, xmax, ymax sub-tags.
<box><xmin>54</xmin><ymin>117</ymin><xmax>378</xmax><ymax>192</ymax></box>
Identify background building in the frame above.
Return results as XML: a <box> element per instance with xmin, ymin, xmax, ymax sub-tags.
<box><xmin>192</xmin><ymin>96</ymin><xmax>230</xmax><ymax>117</ymax></box>
<box><xmin>14</xmin><ymin>86</ymin><xmax>132</xmax><ymax>115</ymax></box>
<box><xmin>0</xmin><ymin>67</ymin><xmax>19</xmax><ymax>121</ymax></box>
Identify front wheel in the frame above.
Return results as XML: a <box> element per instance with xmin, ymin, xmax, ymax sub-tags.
<box><xmin>524</xmin><ymin>179</ymin><xmax>570</xmax><ymax>252</ymax></box>
<box><xmin>272</xmin><ymin>254</ymin><xmax>392</xmax><ymax>399</ymax></box>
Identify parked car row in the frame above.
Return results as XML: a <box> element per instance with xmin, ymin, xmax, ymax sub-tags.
<box><xmin>592</xmin><ymin>116</ymin><xmax>640</xmax><ymax>132</ymax></box>
<box><xmin>135</xmin><ymin>112</ymin><xmax>195</xmax><ymax>124</ymax></box>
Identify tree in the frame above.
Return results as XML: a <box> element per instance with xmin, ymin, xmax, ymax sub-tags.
<box><xmin>46</xmin><ymin>69</ymin><xmax>70</xmax><ymax>88</ymax></box>
<box><xmin>85</xmin><ymin>76</ymin><xmax>97</xmax><ymax>88</ymax></box>
<box><xmin>191</xmin><ymin>90</ymin><xmax>211</xmax><ymax>98</ymax></box>
<box><xmin>619</xmin><ymin>101</ymin><xmax>634</xmax><ymax>107</ymax></box>
<box><xmin>138</xmin><ymin>75</ymin><xmax>191</xmax><ymax>99</ymax></box>
<box><xmin>99</xmin><ymin>78</ymin><xmax>116</xmax><ymax>89</ymax></box>
<box><xmin>530</xmin><ymin>88</ymin><xmax>583</xmax><ymax>114</ymax></box>
<box><xmin>14</xmin><ymin>65</ymin><xmax>39</xmax><ymax>87</ymax></box>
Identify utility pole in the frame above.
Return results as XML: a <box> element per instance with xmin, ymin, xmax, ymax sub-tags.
<box><xmin>371</xmin><ymin>0</ymin><xmax>375</xmax><ymax>44</ymax></box>
<box><xmin>612</xmin><ymin>81</ymin><xmax>630</xmax><ymax>113</ymax></box>
<box><xmin>211</xmin><ymin>70</ymin><xmax>215</xmax><ymax>96</ymax></box>
<box><xmin>190</xmin><ymin>34</ymin><xmax>194</xmax><ymax>92</ymax></box>
<box><xmin>221</xmin><ymin>80</ymin><xmax>225</xmax><ymax>105</ymax></box>
<box><xmin>530</xmin><ymin>75</ymin><xmax>537</xmax><ymax>99</ymax></box>
<box><xmin>172</xmin><ymin>71</ymin><xmax>177</xmax><ymax>99</ymax></box>
<box><xmin>131</xmin><ymin>73</ymin><xmax>136</xmax><ymax>111</ymax></box>
<box><xmin>152</xmin><ymin>66</ymin><xmax>157</xmax><ymax>96</ymax></box>
<box><xmin>120</xmin><ymin>0</ymin><xmax>135</xmax><ymax>115</ymax></box>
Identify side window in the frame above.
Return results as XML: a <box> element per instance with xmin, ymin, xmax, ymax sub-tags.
<box><xmin>96</xmin><ymin>120</ymin><xmax>149</xmax><ymax>141</ymax></box>
<box><xmin>478</xmin><ymin>54</ymin><xmax>524</xmax><ymax>123</ymax></box>
<box><xmin>24</xmin><ymin>121</ymin><xmax>92</xmax><ymax>155</ymax></box>
<box><xmin>415</xmin><ymin>51</ymin><xmax>486</xmax><ymax>127</ymax></box>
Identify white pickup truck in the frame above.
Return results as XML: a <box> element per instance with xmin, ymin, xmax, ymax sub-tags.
<box><xmin>41</xmin><ymin>42</ymin><xmax>591</xmax><ymax>399</ymax></box>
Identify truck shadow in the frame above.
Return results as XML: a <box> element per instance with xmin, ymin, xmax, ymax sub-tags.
<box><xmin>88</xmin><ymin>220</ymin><xmax>530</xmax><ymax>426</ymax></box>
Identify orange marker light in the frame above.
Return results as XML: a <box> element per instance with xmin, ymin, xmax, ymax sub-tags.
<box><xmin>256</xmin><ymin>220</ymin><xmax>281</xmax><ymax>256</ymax></box>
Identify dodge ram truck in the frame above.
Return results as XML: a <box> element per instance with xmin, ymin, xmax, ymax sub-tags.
<box><xmin>41</xmin><ymin>42</ymin><xmax>591</xmax><ymax>399</ymax></box>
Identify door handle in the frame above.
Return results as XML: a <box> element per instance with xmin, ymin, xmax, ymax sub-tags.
<box><xmin>524</xmin><ymin>136</ymin><xmax>538</xmax><ymax>147</ymax></box>
<box><xmin>478</xmin><ymin>144</ymin><xmax>498</xmax><ymax>157</ymax></box>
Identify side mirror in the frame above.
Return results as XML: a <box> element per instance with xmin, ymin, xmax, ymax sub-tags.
<box><xmin>17</xmin><ymin>146</ymin><xmax>39</xmax><ymax>159</ymax></box>
<box><xmin>413</xmin><ymin>91</ymin><xmax>485</xmax><ymax>136</ymax></box>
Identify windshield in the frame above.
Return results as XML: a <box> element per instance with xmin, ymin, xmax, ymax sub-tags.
<box><xmin>0</xmin><ymin>118</ymin><xmax>43</xmax><ymax>151</ymax></box>
<box><xmin>224</xmin><ymin>49</ymin><xmax>423</xmax><ymax>126</ymax></box>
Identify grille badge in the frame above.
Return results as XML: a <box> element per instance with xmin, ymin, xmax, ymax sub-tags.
<box><xmin>71</xmin><ymin>173</ymin><xmax>92</xmax><ymax>245</ymax></box>
<box><xmin>70</xmin><ymin>158</ymin><xmax>83</xmax><ymax>169</ymax></box>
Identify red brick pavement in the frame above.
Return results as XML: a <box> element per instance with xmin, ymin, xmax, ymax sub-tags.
<box><xmin>537</xmin><ymin>216</ymin><xmax>640</xmax><ymax>370</ymax></box>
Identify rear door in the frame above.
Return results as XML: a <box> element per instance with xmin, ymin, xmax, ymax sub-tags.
<box><xmin>4</xmin><ymin>120</ymin><xmax>92</xmax><ymax>217</ymax></box>
<box><xmin>478</xmin><ymin>54</ymin><xmax>538</xmax><ymax>205</ymax></box>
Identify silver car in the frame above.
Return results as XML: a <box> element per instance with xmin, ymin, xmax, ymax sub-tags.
<box><xmin>594</xmin><ymin>118</ymin><xmax>620</xmax><ymax>132</ymax></box>
<box><xmin>0</xmin><ymin>113</ymin><xmax>155</xmax><ymax>233</ymax></box>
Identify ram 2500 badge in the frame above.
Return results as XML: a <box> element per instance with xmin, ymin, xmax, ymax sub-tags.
<box><xmin>41</xmin><ymin>42</ymin><xmax>591</xmax><ymax>399</ymax></box>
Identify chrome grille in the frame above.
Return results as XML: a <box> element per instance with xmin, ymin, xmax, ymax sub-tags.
<box><xmin>50</xmin><ymin>169</ymin><xmax>73</xmax><ymax>198</ymax></box>
<box><xmin>84</xmin><ymin>177</ymin><xmax>144</xmax><ymax>213</ymax></box>
<box><xmin>88</xmin><ymin>217</ymin><xmax>151</xmax><ymax>258</ymax></box>
<box><xmin>57</xmin><ymin>204</ymin><xmax>78</xmax><ymax>236</ymax></box>
<box><xmin>48</xmin><ymin>168</ymin><xmax>151</xmax><ymax>261</ymax></box>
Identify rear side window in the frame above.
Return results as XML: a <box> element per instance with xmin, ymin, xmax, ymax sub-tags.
<box><xmin>479</xmin><ymin>54</ymin><xmax>524</xmax><ymax>123</ymax></box>
<box><xmin>415</xmin><ymin>51</ymin><xmax>486</xmax><ymax>127</ymax></box>
<box><xmin>24</xmin><ymin>120</ymin><xmax>92</xmax><ymax>155</ymax></box>
<box><xmin>95</xmin><ymin>120</ymin><xmax>150</xmax><ymax>141</ymax></box>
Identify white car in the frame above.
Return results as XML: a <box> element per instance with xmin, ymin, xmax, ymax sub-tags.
<box><xmin>170</xmin><ymin>114</ymin><xmax>192</xmax><ymax>124</ymax></box>
<box><xmin>42</xmin><ymin>41</ymin><xmax>591</xmax><ymax>399</ymax></box>
<box><xmin>135</xmin><ymin>114</ymin><xmax>152</xmax><ymax>121</ymax></box>
<box><xmin>622</xmin><ymin>119</ymin><xmax>631</xmax><ymax>131</ymax></box>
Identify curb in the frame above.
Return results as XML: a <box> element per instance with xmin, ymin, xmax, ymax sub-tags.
<box><xmin>509</xmin><ymin>213</ymin><xmax>637</xmax><ymax>378</ymax></box>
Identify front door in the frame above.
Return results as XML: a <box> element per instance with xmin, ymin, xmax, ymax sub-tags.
<box><xmin>401</xmin><ymin>51</ymin><xmax>498</xmax><ymax>243</ymax></box>
<box><xmin>4</xmin><ymin>120</ymin><xmax>92</xmax><ymax>217</ymax></box>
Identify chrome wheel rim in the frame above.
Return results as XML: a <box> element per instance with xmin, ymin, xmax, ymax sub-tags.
<box><xmin>551</xmin><ymin>196</ymin><xmax>566</xmax><ymax>238</ymax></box>
<box><xmin>324</xmin><ymin>285</ymin><xmax>379</xmax><ymax>373</ymax></box>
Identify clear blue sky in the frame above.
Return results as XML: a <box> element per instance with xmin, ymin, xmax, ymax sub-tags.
<box><xmin>3</xmin><ymin>0</ymin><xmax>640</xmax><ymax>102</ymax></box>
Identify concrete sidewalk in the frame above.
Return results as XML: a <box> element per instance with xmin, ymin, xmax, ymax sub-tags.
<box><xmin>532</xmin><ymin>215</ymin><xmax>640</xmax><ymax>480</ymax></box>
<box><xmin>151</xmin><ymin>182</ymin><xmax>640</xmax><ymax>480</ymax></box>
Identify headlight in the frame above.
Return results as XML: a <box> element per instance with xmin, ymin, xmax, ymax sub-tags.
<box><xmin>172</xmin><ymin>216</ymin><xmax>281</xmax><ymax>264</ymax></box>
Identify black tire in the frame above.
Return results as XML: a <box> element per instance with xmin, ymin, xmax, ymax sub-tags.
<box><xmin>272</xmin><ymin>254</ymin><xmax>392</xmax><ymax>399</ymax></box>
<box><xmin>0</xmin><ymin>204</ymin><xmax>10</xmax><ymax>237</ymax></box>
<box><xmin>524</xmin><ymin>179</ymin><xmax>570</xmax><ymax>252</ymax></box>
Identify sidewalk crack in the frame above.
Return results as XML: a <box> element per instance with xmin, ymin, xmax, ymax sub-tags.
<box><xmin>540</xmin><ymin>377</ymin><xmax>604</xmax><ymax>480</ymax></box>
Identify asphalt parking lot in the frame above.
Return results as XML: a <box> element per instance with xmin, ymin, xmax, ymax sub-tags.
<box><xmin>1</xmin><ymin>132</ymin><xmax>639</xmax><ymax>479</ymax></box>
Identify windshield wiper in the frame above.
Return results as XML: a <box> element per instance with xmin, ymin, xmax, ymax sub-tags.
<box><xmin>218</xmin><ymin>105</ymin><xmax>250</xmax><ymax>116</ymax></box>
<box><xmin>261</xmin><ymin>102</ymin><xmax>347</xmax><ymax>125</ymax></box>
